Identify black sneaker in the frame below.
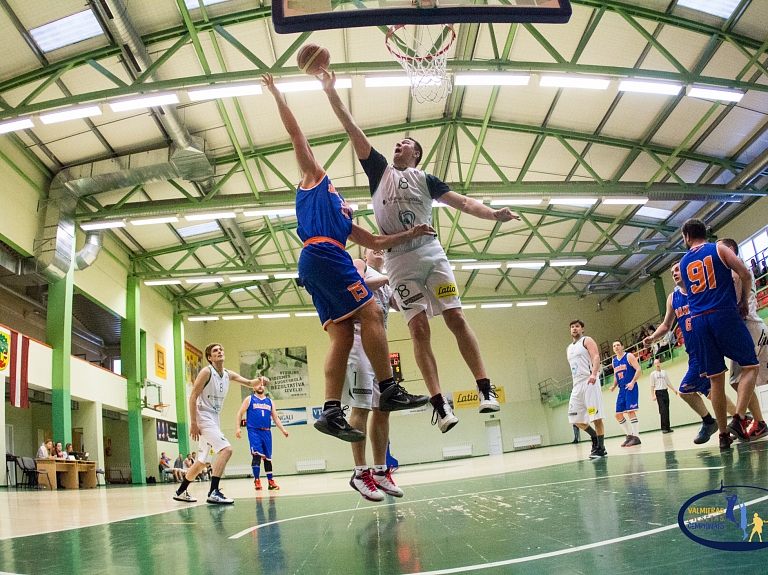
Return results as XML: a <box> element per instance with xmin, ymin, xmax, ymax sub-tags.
<box><xmin>314</xmin><ymin>406</ymin><xmax>366</xmax><ymax>442</ymax></box>
<box><xmin>719</xmin><ymin>432</ymin><xmax>733</xmax><ymax>451</ymax></box>
<box><xmin>589</xmin><ymin>447</ymin><xmax>607</xmax><ymax>459</ymax></box>
<box><xmin>693</xmin><ymin>421</ymin><xmax>718</xmax><ymax>444</ymax></box>
<box><xmin>727</xmin><ymin>414</ymin><xmax>751</xmax><ymax>442</ymax></box>
<box><xmin>379</xmin><ymin>383</ymin><xmax>430</xmax><ymax>412</ymax></box>
<box><xmin>625</xmin><ymin>435</ymin><xmax>642</xmax><ymax>447</ymax></box>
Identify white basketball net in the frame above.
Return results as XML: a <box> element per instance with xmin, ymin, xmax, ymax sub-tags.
<box><xmin>385</xmin><ymin>24</ymin><xmax>455</xmax><ymax>104</ymax></box>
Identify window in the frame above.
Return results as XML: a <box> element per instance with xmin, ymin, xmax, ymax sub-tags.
<box><xmin>111</xmin><ymin>358</ymin><xmax>121</xmax><ymax>375</ymax></box>
<box><xmin>29</xmin><ymin>10</ymin><xmax>103</xmax><ymax>52</ymax></box>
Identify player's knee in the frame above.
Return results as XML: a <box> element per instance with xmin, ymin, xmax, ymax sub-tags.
<box><xmin>251</xmin><ymin>453</ymin><xmax>261</xmax><ymax>467</ymax></box>
<box><xmin>442</xmin><ymin>307</ymin><xmax>467</xmax><ymax>331</ymax></box>
<box><xmin>219</xmin><ymin>446</ymin><xmax>233</xmax><ymax>458</ymax></box>
<box><xmin>408</xmin><ymin>314</ymin><xmax>430</xmax><ymax>340</ymax></box>
<box><xmin>615</xmin><ymin>413</ymin><xmax>624</xmax><ymax>421</ymax></box>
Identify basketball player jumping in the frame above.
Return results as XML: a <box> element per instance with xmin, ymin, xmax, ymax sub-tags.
<box><xmin>567</xmin><ymin>320</ymin><xmax>606</xmax><ymax>459</ymax></box>
<box><xmin>321</xmin><ymin>70</ymin><xmax>519</xmax><ymax>433</ymax></box>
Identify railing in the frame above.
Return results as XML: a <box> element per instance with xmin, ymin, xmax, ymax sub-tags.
<box><xmin>538</xmin><ymin>376</ymin><xmax>574</xmax><ymax>407</ymax></box>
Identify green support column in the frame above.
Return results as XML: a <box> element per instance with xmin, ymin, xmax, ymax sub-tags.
<box><xmin>653</xmin><ymin>275</ymin><xmax>667</xmax><ymax>319</ymax></box>
<box><xmin>173</xmin><ymin>313</ymin><xmax>189</xmax><ymax>455</ymax></box>
<box><xmin>122</xmin><ymin>275</ymin><xmax>146</xmax><ymax>484</ymax></box>
<box><xmin>46</xmin><ymin>266</ymin><xmax>74</xmax><ymax>446</ymax></box>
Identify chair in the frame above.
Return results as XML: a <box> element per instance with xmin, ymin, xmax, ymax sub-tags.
<box><xmin>6</xmin><ymin>454</ymin><xmax>18</xmax><ymax>488</ymax></box>
<box><xmin>19</xmin><ymin>457</ymin><xmax>52</xmax><ymax>490</ymax></box>
<box><xmin>96</xmin><ymin>468</ymin><xmax>106</xmax><ymax>486</ymax></box>
<box><xmin>159</xmin><ymin>465</ymin><xmax>173</xmax><ymax>483</ymax></box>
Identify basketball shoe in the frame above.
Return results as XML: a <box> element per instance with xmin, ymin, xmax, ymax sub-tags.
<box><xmin>693</xmin><ymin>420</ymin><xmax>718</xmax><ymax>444</ymax></box>
<box><xmin>350</xmin><ymin>470</ymin><xmax>385</xmax><ymax>502</ymax></box>
<box><xmin>477</xmin><ymin>383</ymin><xmax>500</xmax><ymax>413</ymax></box>
<box><xmin>207</xmin><ymin>489</ymin><xmax>234</xmax><ymax>505</ymax></box>
<box><xmin>173</xmin><ymin>490</ymin><xmax>197</xmax><ymax>503</ymax></box>
<box><xmin>719</xmin><ymin>432</ymin><xmax>733</xmax><ymax>450</ymax></box>
<box><xmin>431</xmin><ymin>397</ymin><xmax>459</xmax><ymax>433</ymax></box>
<box><xmin>314</xmin><ymin>405</ymin><xmax>365</xmax><ymax>442</ymax></box>
<box><xmin>372</xmin><ymin>467</ymin><xmax>403</xmax><ymax>497</ymax></box>
<box><xmin>625</xmin><ymin>435</ymin><xmax>641</xmax><ymax>447</ymax></box>
<box><xmin>254</xmin><ymin>478</ymin><xmax>262</xmax><ymax>490</ymax></box>
<box><xmin>589</xmin><ymin>446</ymin><xmax>607</xmax><ymax>459</ymax></box>
<box><xmin>727</xmin><ymin>414</ymin><xmax>751</xmax><ymax>442</ymax></box>
<box><xmin>379</xmin><ymin>383</ymin><xmax>430</xmax><ymax>412</ymax></box>
<box><xmin>620</xmin><ymin>435</ymin><xmax>632</xmax><ymax>447</ymax></box>
<box><xmin>268</xmin><ymin>479</ymin><xmax>280</xmax><ymax>490</ymax></box>
<box><xmin>749</xmin><ymin>420</ymin><xmax>768</xmax><ymax>440</ymax></box>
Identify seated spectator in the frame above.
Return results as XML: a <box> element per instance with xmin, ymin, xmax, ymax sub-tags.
<box><xmin>183</xmin><ymin>454</ymin><xmax>193</xmax><ymax>472</ymax></box>
<box><xmin>53</xmin><ymin>442</ymin><xmax>66</xmax><ymax>459</ymax></box>
<box><xmin>159</xmin><ymin>452</ymin><xmax>174</xmax><ymax>479</ymax></box>
<box><xmin>199</xmin><ymin>462</ymin><xmax>212</xmax><ymax>482</ymax></box>
<box><xmin>65</xmin><ymin>443</ymin><xmax>74</xmax><ymax>459</ymax></box>
<box><xmin>36</xmin><ymin>439</ymin><xmax>53</xmax><ymax>459</ymax></box>
<box><xmin>173</xmin><ymin>453</ymin><xmax>185</xmax><ymax>482</ymax></box>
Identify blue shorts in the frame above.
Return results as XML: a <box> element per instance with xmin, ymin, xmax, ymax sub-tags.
<box><xmin>690</xmin><ymin>309</ymin><xmax>759</xmax><ymax>377</ymax></box>
<box><xmin>299</xmin><ymin>243</ymin><xmax>373</xmax><ymax>329</ymax></box>
<box><xmin>679</xmin><ymin>354</ymin><xmax>711</xmax><ymax>395</ymax></box>
<box><xmin>616</xmin><ymin>385</ymin><xmax>639</xmax><ymax>413</ymax></box>
<box><xmin>247</xmin><ymin>428</ymin><xmax>273</xmax><ymax>460</ymax></box>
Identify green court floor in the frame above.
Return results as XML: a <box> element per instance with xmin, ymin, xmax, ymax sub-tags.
<box><xmin>3</xmin><ymin>443</ymin><xmax>768</xmax><ymax>574</ymax></box>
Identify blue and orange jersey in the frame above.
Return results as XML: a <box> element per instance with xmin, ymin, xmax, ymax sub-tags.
<box><xmin>296</xmin><ymin>173</ymin><xmax>354</xmax><ymax>250</ymax></box>
<box><xmin>671</xmin><ymin>287</ymin><xmax>692</xmax><ymax>352</ymax></box>
<box><xmin>613</xmin><ymin>353</ymin><xmax>637</xmax><ymax>388</ymax></box>
<box><xmin>680</xmin><ymin>243</ymin><xmax>737</xmax><ymax>316</ymax></box>
<box><xmin>246</xmin><ymin>395</ymin><xmax>273</xmax><ymax>429</ymax></box>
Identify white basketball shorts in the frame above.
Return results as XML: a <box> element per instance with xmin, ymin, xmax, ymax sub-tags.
<box><xmin>342</xmin><ymin>333</ymin><xmax>380</xmax><ymax>410</ymax></box>
<box><xmin>568</xmin><ymin>378</ymin><xmax>604</xmax><ymax>424</ymax></box>
<box><xmin>195</xmin><ymin>410</ymin><xmax>231</xmax><ymax>464</ymax></box>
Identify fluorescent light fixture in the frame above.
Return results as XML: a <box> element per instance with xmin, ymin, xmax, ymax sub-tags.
<box><xmin>540</xmin><ymin>76</ymin><xmax>609</xmax><ymax>90</ymax></box>
<box><xmin>481</xmin><ymin>303</ymin><xmax>513</xmax><ymax>309</ymax></box>
<box><xmin>455</xmin><ymin>74</ymin><xmax>530</xmax><ymax>86</ymax></box>
<box><xmin>366</xmin><ymin>203</ymin><xmax>375</xmax><ymax>210</ymax></box>
<box><xmin>40</xmin><ymin>105</ymin><xmax>102</xmax><ymax>124</ymax></box>
<box><xmin>277</xmin><ymin>79</ymin><xmax>351</xmax><ymax>93</ymax></box>
<box><xmin>273</xmin><ymin>272</ymin><xmax>300</xmax><ymax>279</ymax></box>
<box><xmin>229</xmin><ymin>274</ymin><xmax>269</xmax><ymax>282</ymax></box>
<box><xmin>177</xmin><ymin>221</ymin><xmax>220</xmax><ymax>237</ymax></box>
<box><xmin>550</xmin><ymin>197</ymin><xmax>598</xmax><ymax>206</ymax></box>
<box><xmin>618</xmin><ymin>80</ymin><xmax>682</xmax><ymax>96</ymax></box>
<box><xmin>507</xmin><ymin>261</ymin><xmax>545</xmax><ymax>269</ymax></box>
<box><xmin>130</xmin><ymin>216</ymin><xmax>179</xmax><ymax>226</ymax></box>
<box><xmin>184</xmin><ymin>277</ymin><xmax>224</xmax><ymax>284</ymax></box>
<box><xmin>184</xmin><ymin>212</ymin><xmax>236</xmax><ymax>221</ymax></box>
<box><xmin>80</xmin><ymin>220</ymin><xmax>125</xmax><ymax>230</ymax></box>
<box><xmin>188</xmin><ymin>83</ymin><xmax>262</xmax><ymax>100</ymax></box>
<box><xmin>0</xmin><ymin>118</ymin><xmax>34</xmax><ymax>134</ymax></box>
<box><xmin>29</xmin><ymin>10</ymin><xmax>103</xmax><ymax>52</ymax></box>
<box><xmin>243</xmin><ymin>208</ymin><xmax>296</xmax><ymax>218</ymax></box>
<box><xmin>222</xmin><ymin>315</ymin><xmax>254</xmax><ymax>320</ymax></box>
<box><xmin>677</xmin><ymin>0</ymin><xmax>740</xmax><ymax>19</ymax></box>
<box><xmin>295</xmin><ymin>312</ymin><xmax>319</xmax><ymax>317</ymax></box>
<box><xmin>603</xmin><ymin>197</ymin><xmax>649</xmax><ymax>205</ymax></box>
<box><xmin>517</xmin><ymin>301</ymin><xmax>547</xmax><ymax>307</ymax></box>
<box><xmin>636</xmin><ymin>206</ymin><xmax>673</xmax><ymax>220</ymax></box>
<box><xmin>688</xmin><ymin>86</ymin><xmax>743</xmax><ymax>102</ymax></box>
<box><xmin>348</xmin><ymin>203</ymin><xmax>359</xmax><ymax>211</ymax></box>
<box><xmin>461</xmin><ymin>263</ymin><xmax>502</xmax><ymax>270</ymax></box>
<box><xmin>550</xmin><ymin>259</ymin><xmax>588</xmax><ymax>267</ymax></box>
<box><xmin>461</xmin><ymin>304</ymin><xmax>477</xmax><ymax>309</ymax></box>
<box><xmin>188</xmin><ymin>316</ymin><xmax>219</xmax><ymax>322</ymax></box>
<box><xmin>365</xmin><ymin>76</ymin><xmax>441</xmax><ymax>87</ymax></box>
<box><xmin>490</xmin><ymin>198</ymin><xmax>542</xmax><ymax>206</ymax></box>
<box><xmin>185</xmin><ymin>0</ymin><xmax>229</xmax><ymax>8</ymax></box>
<box><xmin>450</xmin><ymin>265</ymin><xmax>456</xmax><ymax>270</ymax></box>
<box><xmin>144</xmin><ymin>279</ymin><xmax>182</xmax><ymax>286</ymax></box>
<box><xmin>109</xmin><ymin>93</ymin><xmax>180</xmax><ymax>112</ymax></box>
<box><xmin>258</xmin><ymin>313</ymin><xmax>291</xmax><ymax>319</ymax></box>
<box><xmin>449</xmin><ymin>259</ymin><xmax>477</xmax><ymax>263</ymax></box>
<box><xmin>576</xmin><ymin>270</ymin><xmax>599</xmax><ymax>276</ymax></box>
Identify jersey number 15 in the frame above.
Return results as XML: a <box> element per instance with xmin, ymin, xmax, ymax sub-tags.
<box><xmin>687</xmin><ymin>256</ymin><xmax>717</xmax><ymax>294</ymax></box>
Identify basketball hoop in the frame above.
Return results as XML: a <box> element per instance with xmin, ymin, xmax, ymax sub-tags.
<box><xmin>153</xmin><ymin>403</ymin><xmax>170</xmax><ymax>414</ymax></box>
<box><xmin>385</xmin><ymin>24</ymin><xmax>456</xmax><ymax>104</ymax></box>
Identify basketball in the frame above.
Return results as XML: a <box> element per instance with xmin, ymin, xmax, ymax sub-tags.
<box><xmin>296</xmin><ymin>43</ymin><xmax>330</xmax><ymax>76</ymax></box>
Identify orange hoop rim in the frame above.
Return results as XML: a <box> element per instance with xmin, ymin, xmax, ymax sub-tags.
<box><xmin>385</xmin><ymin>24</ymin><xmax>456</xmax><ymax>63</ymax></box>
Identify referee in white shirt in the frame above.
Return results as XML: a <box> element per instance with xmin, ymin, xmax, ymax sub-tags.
<box><xmin>650</xmin><ymin>358</ymin><xmax>677</xmax><ymax>433</ymax></box>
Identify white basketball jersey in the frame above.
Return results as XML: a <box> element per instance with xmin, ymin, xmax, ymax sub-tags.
<box><xmin>734</xmin><ymin>268</ymin><xmax>762</xmax><ymax>324</ymax></box>
<box><xmin>197</xmin><ymin>366</ymin><xmax>230</xmax><ymax>415</ymax></box>
<box><xmin>567</xmin><ymin>337</ymin><xmax>593</xmax><ymax>380</ymax></box>
<box><xmin>354</xmin><ymin>265</ymin><xmax>393</xmax><ymax>335</ymax></box>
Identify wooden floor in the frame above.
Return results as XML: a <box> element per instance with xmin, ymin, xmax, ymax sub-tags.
<box><xmin>2</xmin><ymin>427</ymin><xmax>767</xmax><ymax>574</ymax></box>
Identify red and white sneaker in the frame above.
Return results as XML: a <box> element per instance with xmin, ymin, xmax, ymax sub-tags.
<box><xmin>372</xmin><ymin>467</ymin><xmax>404</xmax><ymax>498</ymax></box>
<box><xmin>350</xmin><ymin>469</ymin><xmax>385</xmax><ymax>502</ymax></box>
<box><xmin>254</xmin><ymin>478</ymin><xmax>262</xmax><ymax>490</ymax></box>
<box><xmin>749</xmin><ymin>420</ymin><xmax>768</xmax><ymax>440</ymax></box>
<box><xmin>268</xmin><ymin>479</ymin><xmax>280</xmax><ymax>490</ymax></box>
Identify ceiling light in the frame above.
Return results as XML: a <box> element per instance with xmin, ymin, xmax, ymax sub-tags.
<box><xmin>481</xmin><ymin>303</ymin><xmax>513</xmax><ymax>308</ymax></box>
<box><xmin>222</xmin><ymin>315</ymin><xmax>254</xmax><ymax>320</ymax></box>
<box><xmin>273</xmin><ymin>272</ymin><xmax>300</xmax><ymax>279</ymax></box>
<box><xmin>188</xmin><ymin>83</ymin><xmax>263</xmax><ymax>100</ymax></box>
<box><xmin>636</xmin><ymin>206</ymin><xmax>673</xmax><ymax>220</ymax></box>
<box><xmin>184</xmin><ymin>0</ymin><xmax>229</xmax><ymax>8</ymax></box>
<box><xmin>130</xmin><ymin>216</ymin><xmax>179</xmax><ymax>226</ymax></box>
<box><xmin>184</xmin><ymin>212</ymin><xmax>236</xmax><ymax>221</ymax></box>
<box><xmin>258</xmin><ymin>313</ymin><xmax>291</xmax><ymax>319</ymax></box>
<box><xmin>461</xmin><ymin>304</ymin><xmax>477</xmax><ymax>309</ymax></box>
<box><xmin>449</xmin><ymin>259</ymin><xmax>477</xmax><ymax>263</ymax></box>
<box><xmin>40</xmin><ymin>105</ymin><xmax>102</xmax><ymax>124</ymax></box>
<box><xmin>507</xmin><ymin>261</ymin><xmax>546</xmax><ymax>269</ymax></box>
<box><xmin>144</xmin><ymin>279</ymin><xmax>182</xmax><ymax>286</ymax></box>
<box><xmin>184</xmin><ymin>277</ymin><xmax>224</xmax><ymax>284</ymax></box>
<box><xmin>540</xmin><ymin>76</ymin><xmax>610</xmax><ymax>90</ymax></box>
<box><xmin>550</xmin><ymin>259</ymin><xmax>588</xmax><ymax>267</ymax></box>
<box><xmin>576</xmin><ymin>270</ymin><xmax>599</xmax><ymax>276</ymax></box>
<box><xmin>277</xmin><ymin>79</ymin><xmax>351</xmax><ymax>93</ymax></box>
<box><xmin>177</xmin><ymin>221</ymin><xmax>220</xmax><ymax>237</ymax></box>
<box><xmin>109</xmin><ymin>93</ymin><xmax>180</xmax><ymax>112</ymax></box>
<box><xmin>80</xmin><ymin>220</ymin><xmax>126</xmax><ymax>230</ymax></box>
<box><xmin>490</xmin><ymin>198</ymin><xmax>542</xmax><ymax>206</ymax></box>
<box><xmin>688</xmin><ymin>86</ymin><xmax>743</xmax><ymax>102</ymax></box>
<box><xmin>29</xmin><ymin>10</ymin><xmax>103</xmax><ymax>52</ymax></box>
<box><xmin>188</xmin><ymin>316</ymin><xmax>219</xmax><ymax>321</ymax></box>
<box><xmin>450</xmin><ymin>265</ymin><xmax>456</xmax><ymax>270</ymax></box>
<box><xmin>602</xmin><ymin>197</ymin><xmax>649</xmax><ymax>205</ymax></box>
<box><xmin>677</xmin><ymin>0</ymin><xmax>740</xmax><ymax>19</ymax></box>
<box><xmin>517</xmin><ymin>301</ymin><xmax>547</xmax><ymax>306</ymax></box>
<box><xmin>462</xmin><ymin>263</ymin><xmax>502</xmax><ymax>270</ymax></box>
<box><xmin>229</xmin><ymin>274</ymin><xmax>269</xmax><ymax>282</ymax></box>
<box><xmin>455</xmin><ymin>74</ymin><xmax>530</xmax><ymax>86</ymax></box>
<box><xmin>243</xmin><ymin>208</ymin><xmax>296</xmax><ymax>218</ymax></box>
<box><xmin>0</xmin><ymin>118</ymin><xmax>34</xmax><ymax>134</ymax></box>
<box><xmin>348</xmin><ymin>203</ymin><xmax>359</xmax><ymax>211</ymax></box>
<box><xmin>618</xmin><ymin>80</ymin><xmax>682</xmax><ymax>95</ymax></box>
<box><xmin>549</xmin><ymin>198</ymin><xmax>598</xmax><ymax>206</ymax></box>
<box><xmin>295</xmin><ymin>312</ymin><xmax>319</xmax><ymax>317</ymax></box>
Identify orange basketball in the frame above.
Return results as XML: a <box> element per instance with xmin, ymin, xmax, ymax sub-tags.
<box><xmin>297</xmin><ymin>43</ymin><xmax>331</xmax><ymax>76</ymax></box>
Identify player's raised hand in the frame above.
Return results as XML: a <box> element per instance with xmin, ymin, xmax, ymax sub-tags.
<box><xmin>643</xmin><ymin>335</ymin><xmax>653</xmax><ymax>348</ymax></box>
<box><xmin>493</xmin><ymin>208</ymin><xmax>521</xmax><ymax>222</ymax></box>
<box><xmin>409</xmin><ymin>223</ymin><xmax>437</xmax><ymax>239</ymax></box>
<box><xmin>317</xmin><ymin>69</ymin><xmax>336</xmax><ymax>92</ymax></box>
<box><xmin>261</xmin><ymin>73</ymin><xmax>279</xmax><ymax>96</ymax></box>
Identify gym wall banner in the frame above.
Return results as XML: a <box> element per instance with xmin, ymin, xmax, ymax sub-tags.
<box><xmin>274</xmin><ymin>408</ymin><xmax>308</xmax><ymax>427</ymax></box>
<box><xmin>453</xmin><ymin>386</ymin><xmax>506</xmax><ymax>410</ymax></box>
<box><xmin>156</xmin><ymin>419</ymin><xmax>178</xmax><ymax>443</ymax></box>
<box><xmin>155</xmin><ymin>344</ymin><xmax>166</xmax><ymax>379</ymax></box>
<box><xmin>184</xmin><ymin>342</ymin><xmax>203</xmax><ymax>386</ymax></box>
<box><xmin>240</xmin><ymin>347</ymin><xmax>309</xmax><ymax>400</ymax></box>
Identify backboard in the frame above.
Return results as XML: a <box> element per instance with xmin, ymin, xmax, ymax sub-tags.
<box><xmin>272</xmin><ymin>0</ymin><xmax>572</xmax><ymax>34</ymax></box>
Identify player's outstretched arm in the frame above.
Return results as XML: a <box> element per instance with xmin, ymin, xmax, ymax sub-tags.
<box><xmin>349</xmin><ymin>222</ymin><xmax>436</xmax><ymax>250</ymax></box>
<box><xmin>271</xmin><ymin>403</ymin><xmax>289</xmax><ymax>437</ymax></box>
<box><xmin>353</xmin><ymin>258</ymin><xmax>389</xmax><ymax>291</ymax></box>
<box><xmin>228</xmin><ymin>371</ymin><xmax>268</xmax><ymax>389</ymax></box>
<box><xmin>235</xmin><ymin>397</ymin><xmax>250</xmax><ymax>439</ymax></box>
<box><xmin>644</xmin><ymin>294</ymin><xmax>674</xmax><ymax>347</ymax></box>
<box><xmin>319</xmin><ymin>70</ymin><xmax>372</xmax><ymax>160</ymax></box>
<box><xmin>439</xmin><ymin>191</ymin><xmax>520</xmax><ymax>222</ymax></box>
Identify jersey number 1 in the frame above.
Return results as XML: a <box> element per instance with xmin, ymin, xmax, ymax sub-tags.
<box><xmin>687</xmin><ymin>256</ymin><xmax>717</xmax><ymax>294</ymax></box>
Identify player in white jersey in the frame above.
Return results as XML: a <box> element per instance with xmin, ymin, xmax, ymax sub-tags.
<box><xmin>322</xmin><ymin>71</ymin><xmax>520</xmax><ymax>433</ymax></box>
<box><xmin>173</xmin><ymin>342</ymin><xmax>267</xmax><ymax>504</ymax></box>
<box><xmin>719</xmin><ymin>239</ymin><xmax>768</xmax><ymax>439</ymax></box>
<box><xmin>343</xmin><ymin>248</ymin><xmax>404</xmax><ymax>501</ymax></box>
<box><xmin>566</xmin><ymin>320</ymin><xmax>606</xmax><ymax>459</ymax></box>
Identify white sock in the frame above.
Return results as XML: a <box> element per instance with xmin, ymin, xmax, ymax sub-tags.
<box><xmin>630</xmin><ymin>418</ymin><xmax>639</xmax><ymax>436</ymax></box>
<box><xmin>373</xmin><ymin>465</ymin><xmax>387</xmax><ymax>473</ymax></box>
<box><xmin>355</xmin><ymin>466</ymin><xmax>368</xmax><ymax>476</ymax></box>
<box><xmin>618</xmin><ymin>417</ymin><xmax>631</xmax><ymax>435</ymax></box>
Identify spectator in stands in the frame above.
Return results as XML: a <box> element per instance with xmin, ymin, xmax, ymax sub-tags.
<box><xmin>184</xmin><ymin>454</ymin><xmax>193</xmax><ymax>471</ymax></box>
<box><xmin>759</xmin><ymin>260</ymin><xmax>768</xmax><ymax>288</ymax></box>
<box><xmin>53</xmin><ymin>442</ymin><xmax>66</xmax><ymax>459</ymax></box>
<box><xmin>36</xmin><ymin>439</ymin><xmax>53</xmax><ymax>459</ymax></box>
<box><xmin>751</xmin><ymin>259</ymin><xmax>760</xmax><ymax>282</ymax></box>
<box><xmin>159</xmin><ymin>452</ymin><xmax>174</xmax><ymax>480</ymax></box>
<box><xmin>173</xmin><ymin>453</ymin><xmax>185</xmax><ymax>482</ymax></box>
<box><xmin>65</xmin><ymin>443</ymin><xmax>74</xmax><ymax>458</ymax></box>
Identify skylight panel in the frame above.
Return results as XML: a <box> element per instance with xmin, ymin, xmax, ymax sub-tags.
<box><xmin>636</xmin><ymin>206</ymin><xmax>673</xmax><ymax>220</ymax></box>
<box><xmin>677</xmin><ymin>0</ymin><xmax>740</xmax><ymax>19</ymax></box>
<box><xmin>29</xmin><ymin>10</ymin><xmax>103</xmax><ymax>52</ymax></box>
<box><xmin>177</xmin><ymin>221</ymin><xmax>220</xmax><ymax>237</ymax></box>
<box><xmin>184</xmin><ymin>0</ymin><xmax>230</xmax><ymax>8</ymax></box>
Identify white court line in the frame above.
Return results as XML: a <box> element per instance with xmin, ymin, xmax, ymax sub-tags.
<box><xmin>229</xmin><ymin>466</ymin><xmax>722</xmax><ymax>539</ymax></box>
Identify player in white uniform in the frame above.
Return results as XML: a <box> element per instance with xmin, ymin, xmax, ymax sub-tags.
<box><xmin>173</xmin><ymin>342</ymin><xmax>267</xmax><ymax>504</ymax></box>
<box><xmin>719</xmin><ymin>239</ymin><xmax>768</xmax><ymax>439</ymax></box>
<box><xmin>566</xmin><ymin>320</ymin><xmax>606</xmax><ymax>459</ymax></box>
<box><xmin>343</xmin><ymin>248</ymin><xmax>404</xmax><ymax>501</ymax></box>
<box><xmin>322</xmin><ymin>71</ymin><xmax>520</xmax><ymax>433</ymax></box>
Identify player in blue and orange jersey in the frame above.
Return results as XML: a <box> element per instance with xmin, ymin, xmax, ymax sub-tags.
<box><xmin>609</xmin><ymin>341</ymin><xmax>642</xmax><ymax>447</ymax></box>
<box><xmin>679</xmin><ymin>218</ymin><xmax>759</xmax><ymax>449</ymax></box>
<box><xmin>262</xmin><ymin>73</ymin><xmax>431</xmax><ymax>443</ymax></box>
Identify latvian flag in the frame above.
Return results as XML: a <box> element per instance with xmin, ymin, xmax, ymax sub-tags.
<box><xmin>9</xmin><ymin>331</ymin><xmax>30</xmax><ymax>408</ymax></box>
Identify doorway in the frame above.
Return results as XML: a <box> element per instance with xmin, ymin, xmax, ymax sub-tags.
<box><xmin>485</xmin><ymin>419</ymin><xmax>503</xmax><ymax>456</ymax></box>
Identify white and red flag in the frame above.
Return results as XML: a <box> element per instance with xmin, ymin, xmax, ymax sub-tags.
<box><xmin>8</xmin><ymin>330</ymin><xmax>30</xmax><ymax>408</ymax></box>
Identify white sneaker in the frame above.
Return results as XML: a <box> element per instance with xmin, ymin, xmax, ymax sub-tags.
<box><xmin>478</xmin><ymin>384</ymin><xmax>500</xmax><ymax>413</ymax></box>
<box><xmin>206</xmin><ymin>489</ymin><xmax>234</xmax><ymax>504</ymax></box>
<box><xmin>173</xmin><ymin>490</ymin><xmax>197</xmax><ymax>503</ymax></box>
<box><xmin>431</xmin><ymin>397</ymin><xmax>459</xmax><ymax>433</ymax></box>
<box><xmin>350</xmin><ymin>470</ymin><xmax>385</xmax><ymax>502</ymax></box>
<box><xmin>372</xmin><ymin>467</ymin><xmax>404</xmax><ymax>497</ymax></box>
